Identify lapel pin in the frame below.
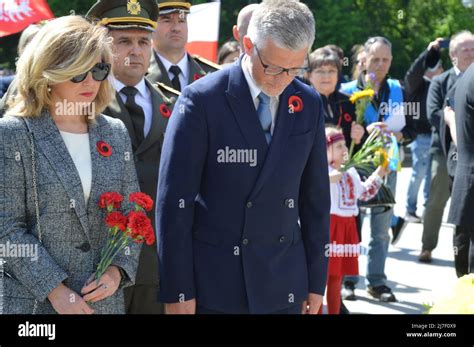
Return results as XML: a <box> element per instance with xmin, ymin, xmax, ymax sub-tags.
<box><xmin>97</xmin><ymin>141</ymin><xmax>112</xmax><ymax>157</ymax></box>
<box><xmin>160</xmin><ymin>103</ymin><xmax>172</xmax><ymax>118</ymax></box>
<box><xmin>194</xmin><ymin>73</ymin><xmax>205</xmax><ymax>81</ymax></box>
<box><xmin>288</xmin><ymin>95</ymin><xmax>303</xmax><ymax>114</ymax></box>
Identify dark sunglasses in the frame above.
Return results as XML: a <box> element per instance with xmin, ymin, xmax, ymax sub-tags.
<box><xmin>70</xmin><ymin>62</ymin><xmax>111</xmax><ymax>83</ymax></box>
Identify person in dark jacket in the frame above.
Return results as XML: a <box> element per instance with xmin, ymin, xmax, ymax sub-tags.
<box><xmin>307</xmin><ymin>47</ymin><xmax>365</xmax><ymax>151</ymax></box>
<box><xmin>403</xmin><ymin>39</ymin><xmax>444</xmax><ymax>223</ymax></box>
<box><xmin>421</xmin><ymin>31</ymin><xmax>474</xmax><ymax>265</ymax></box>
<box><xmin>448</xmin><ymin>63</ymin><xmax>474</xmax><ymax>274</ymax></box>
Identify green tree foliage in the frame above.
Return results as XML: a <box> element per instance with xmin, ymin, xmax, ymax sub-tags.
<box><xmin>1</xmin><ymin>0</ymin><xmax>474</xmax><ymax>79</ymax></box>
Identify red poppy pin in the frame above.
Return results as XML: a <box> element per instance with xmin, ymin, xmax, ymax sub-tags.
<box><xmin>194</xmin><ymin>73</ymin><xmax>204</xmax><ymax>81</ymax></box>
<box><xmin>288</xmin><ymin>95</ymin><xmax>303</xmax><ymax>113</ymax></box>
<box><xmin>97</xmin><ymin>141</ymin><xmax>112</xmax><ymax>157</ymax></box>
<box><xmin>160</xmin><ymin>103</ymin><xmax>171</xmax><ymax>118</ymax></box>
<box><xmin>344</xmin><ymin>113</ymin><xmax>352</xmax><ymax>122</ymax></box>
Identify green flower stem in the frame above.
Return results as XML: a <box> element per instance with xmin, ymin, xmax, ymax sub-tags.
<box><xmin>348</xmin><ymin>140</ymin><xmax>356</xmax><ymax>160</ymax></box>
<box><xmin>95</xmin><ymin>233</ymin><xmax>125</xmax><ymax>282</ymax></box>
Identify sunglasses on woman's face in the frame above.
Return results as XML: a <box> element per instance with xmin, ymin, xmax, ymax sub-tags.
<box><xmin>70</xmin><ymin>62</ymin><xmax>111</xmax><ymax>83</ymax></box>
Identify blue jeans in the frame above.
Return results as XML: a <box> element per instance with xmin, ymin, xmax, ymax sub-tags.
<box><xmin>345</xmin><ymin>171</ymin><xmax>397</xmax><ymax>287</ymax></box>
<box><xmin>406</xmin><ymin>134</ymin><xmax>432</xmax><ymax>214</ymax></box>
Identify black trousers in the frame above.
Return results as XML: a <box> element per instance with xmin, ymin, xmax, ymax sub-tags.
<box><xmin>124</xmin><ymin>284</ymin><xmax>164</xmax><ymax>314</ymax></box>
<box><xmin>453</xmin><ymin>225</ymin><xmax>474</xmax><ymax>278</ymax></box>
<box><xmin>197</xmin><ymin>303</ymin><xmax>302</xmax><ymax>315</ymax></box>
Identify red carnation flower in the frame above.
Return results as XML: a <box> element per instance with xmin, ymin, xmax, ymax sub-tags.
<box><xmin>159</xmin><ymin>103</ymin><xmax>171</xmax><ymax>118</ymax></box>
<box><xmin>288</xmin><ymin>95</ymin><xmax>304</xmax><ymax>113</ymax></box>
<box><xmin>127</xmin><ymin>211</ymin><xmax>155</xmax><ymax>245</ymax></box>
<box><xmin>105</xmin><ymin>212</ymin><xmax>128</xmax><ymax>231</ymax></box>
<box><xmin>129</xmin><ymin>192</ymin><xmax>154</xmax><ymax>212</ymax></box>
<box><xmin>194</xmin><ymin>73</ymin><xmax>204</xmax><ymax>81</ymax></box>
<box><xmin>97</xmin><ymin>141</ymin><xmax>112</xmax><ymax>157</ymax></box>
<box><xmin>144</xmin><ymin>228</ymin><xmax>155</xmax><ymax>246</ymax></box>
<box><xmin>99</xmin><ymin>192</ymin><xmax>124</xmax><ymax>210</ymax></box>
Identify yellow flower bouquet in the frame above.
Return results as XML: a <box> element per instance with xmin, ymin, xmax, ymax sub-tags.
<box><xmin>429</xmin><ymin>274</ymin><xmax>474</xmax><ymax>314</ymax></box>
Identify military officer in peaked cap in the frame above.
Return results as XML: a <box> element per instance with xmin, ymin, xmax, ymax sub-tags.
<box><xmin>87</xmin><ymin>0</ymin><xmax>179</xmax><ymax>314</ymax></box>
<box><xmin>147</xmin><ymin>0</ymin><xmax>220</xmax><ymax>91</ymax></box>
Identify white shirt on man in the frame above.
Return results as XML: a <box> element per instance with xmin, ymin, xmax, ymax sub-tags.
<box><xmin>157</xmin><ymin>52</ymin><xmax>189</xmax><ymax>90</ymax></box>
<box><xmin>113</xmin><ymin>78</ymin><xmax>152</xmax><ymax>137</ymax></box>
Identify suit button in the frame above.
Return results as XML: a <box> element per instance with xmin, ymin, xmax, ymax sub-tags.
<box><xmin>246</xmin><ymin>202</ymin><xmax>253</xmax><ymax>208</ymax></box>
<box><xmin>242</xmin><ymin>238</ymin><xmax>249</xmax><ymax>245</ymax></box>
<box><xmin>76</xmin><ymin>242</ymin><xmax>91</xmax><ymax>252</ymax></box>
<box><xmin>279</xmin><ymin>236</ymin><xmax>286</xmax><ymax>243</ymax></box>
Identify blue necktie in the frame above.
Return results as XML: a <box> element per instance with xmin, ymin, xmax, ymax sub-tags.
<box><xmin>257</xmin><ymin>92</ymin><xmax>272</xmax><ymax>144</ymax></box>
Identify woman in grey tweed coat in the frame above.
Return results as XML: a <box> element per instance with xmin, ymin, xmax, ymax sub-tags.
<box><xmin>0</xmin><ymin>16</ymin><xmax>141</xmax><ymax>314</ymax></box>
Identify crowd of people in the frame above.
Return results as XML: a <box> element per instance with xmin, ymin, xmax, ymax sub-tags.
<box><xmin>0</xmin><ymin>0</ymin><xmax>474</xmax><ymax>315</ymax></box>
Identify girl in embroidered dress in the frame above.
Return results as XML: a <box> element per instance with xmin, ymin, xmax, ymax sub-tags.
<box><xmin>322</xmin><ymin>127</ymin><xmax>388</xmax><ymax>314</ymax></box>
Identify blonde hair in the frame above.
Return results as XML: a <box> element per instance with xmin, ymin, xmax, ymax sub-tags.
<box><xmin>17</xmin><ymin>23</ymin><xmax>44</xmax><ymax>56</ymax></box>
<box><xmin>6</xmin><ymin>16</ymin><xmax>114</xmax><ymax>119</ymax></box>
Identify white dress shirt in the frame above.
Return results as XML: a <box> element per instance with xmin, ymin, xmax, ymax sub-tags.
<box><xmin>113</xmin><ymin>78</ymin><xmax>153</xmax><ymax>137</ymax></box>
<box><xmin>157</xmin><ymin>53</ymin><xmax>189</xmax><ymax>90</ymax></box>
<box><xmin>241</xmin><ymin>56</ymin><xmax>279</xmax><ymax>135</ymax></box>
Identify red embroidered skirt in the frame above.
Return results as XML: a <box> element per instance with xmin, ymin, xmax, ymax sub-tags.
<box><xmin>327</xmin><ymin>214</ymin><xmax>360</xmax><ymax>277</ymax></box>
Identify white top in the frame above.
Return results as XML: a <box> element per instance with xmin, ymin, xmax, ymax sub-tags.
<box><xmin>242</xmin><ymin>55</ymin><xmax>279</xmax><ymax>135</ymax></box>
<box><xmin>454</xmin><ymin>65</ymin><xmax>462</xmax><ymax>76</ymax></box>
<box><xmin>157</xmin><ymin>52</ymin><xmax>189</xmax><ymax>90</ymax></box>
<box><xmin>329</xmin><ymin>165</ymin><xmax>383</xmax><ymax>217</ymax></box>
<box><xmin>113</xmin><ymin>78</ymin><xmax>153</xmax><ymax>137</ymax></box>
<box><xmin>60</xmin><ymin>131</ymin><xmax>92</xmax><ymax>205</ymax></box>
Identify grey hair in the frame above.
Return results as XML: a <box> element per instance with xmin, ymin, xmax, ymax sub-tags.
<box><xmin>364</xmin><ymin>36</ymin><xmax>392</xmax><ymax>54</ymax></box>
<box><xmin>450</xmin><ymin>30</ymin><xmax>474</xmax><ymax>55</ymax></box>
<box><xmin>246</xmin><ymin>0</ymin><xmax>315</xmax><ymax>51</ymax></box>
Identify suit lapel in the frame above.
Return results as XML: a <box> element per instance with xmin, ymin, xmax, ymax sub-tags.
<box><xmin>447</xmin><ymin>68</ymin><xmax>460</xmax><ymax>95</ymax></box>
<box><xmin>187</xmin><ymin>53</ymin><xmax>206</xmax><ymax>85</ymax></box>
<box><xmin>249</xmin><ymin>84</ymin><xmax>297</xmax><ymax>199</ymax></box>
<box><xmin>135</xmin><ymin>80</ymin><xmax>168</xmax><ymax>156</ymax></box>
<box><xmin>106</xmin><ymin>92</ymin><xmax>140</xmax><ymax>150</ymax></box>
<box><xmin>151</xmin><ymin>52</ymin><xmax>173</xmax><ymax>86</ymax></box>
<box><xmin>24</xmin><ymin>113</ymin><xmax>90</xmax><ymax>238</ymax></box>
<box><xmin>225</xmin><ymin>59</ymin><xmax>268</xmax><ymax>160</ymax></box>
<box><xmin>86</xmin><ymin>117</ymin><xmax>110</xmax><ymax>215</ymax></box>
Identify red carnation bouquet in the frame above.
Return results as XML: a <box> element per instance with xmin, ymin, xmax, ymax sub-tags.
<box><xmin>94</xmin><ymin>192</ymin><xmax>155</xmax><ymax>283</ymax></box>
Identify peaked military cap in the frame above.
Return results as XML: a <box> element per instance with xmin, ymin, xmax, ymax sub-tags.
<box><xmin>87</xmin><ymin>0</ymin><xmax>159</xmax><ymax>32</ymax></box>
<box><xmin>157</xmin><ymin>1</ymin><xmax>191</xmax><ymax>15</ymax></box>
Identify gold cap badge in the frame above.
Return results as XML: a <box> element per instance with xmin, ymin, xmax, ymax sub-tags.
<box><xmin>127</xmin><ymin>0</ymin><xmax>141</xmax><ymax>15</ymax></box>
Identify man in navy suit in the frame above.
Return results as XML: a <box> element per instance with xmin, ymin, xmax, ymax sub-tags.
<box><xmin>449</xmin><ymin>62</ymin><xmax>474</xmax><ymax>273</ymax></box>
<box><xmin>156</xmin><ymin>0</ymin><xmax>329</xmax><ymax>314</ymax></box>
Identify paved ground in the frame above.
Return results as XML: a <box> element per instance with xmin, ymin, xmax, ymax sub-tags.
<box><xmin>330</xmin><ymin>167</ymin><xmax>459</xmax><ymax>314</ymax></box>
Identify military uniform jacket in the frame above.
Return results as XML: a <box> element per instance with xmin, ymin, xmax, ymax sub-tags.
<box><xmin>102</xmin><ymin>79</ymin><xmax>175</xmax><ymax>285</ymax></box>
<box><xmin>147</xmin><ymin>51</ymin><xmax>220</xmax><ymax>89</ymax></box>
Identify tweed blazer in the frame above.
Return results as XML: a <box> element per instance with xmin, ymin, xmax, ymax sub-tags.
<box><xmin>0</xmin><ymin>111</ymin><xmax>141</xmax><ymax>314</ymax></box>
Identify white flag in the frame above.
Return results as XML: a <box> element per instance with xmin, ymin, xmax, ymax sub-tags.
<box><xmin>186</xmin><ymin>1</ymin><xmax>220</xmax><ymax>63</ymax></box>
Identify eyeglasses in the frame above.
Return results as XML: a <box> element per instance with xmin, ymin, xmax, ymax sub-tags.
<box><xmin>254</xmin><ymin>46</ymin><xmax>308</xmax><ymax>77</ymax></box>
<box><xmin>70</xmin><ymin>62</ymin><xmax>111</xmax><ymax>83</ymax></box>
